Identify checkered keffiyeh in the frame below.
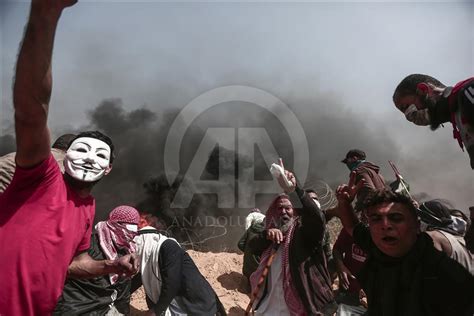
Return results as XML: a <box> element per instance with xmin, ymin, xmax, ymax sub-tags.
<box><xmin>250</xmin><ymin>194</ymin><xmax>306</xmax><ymax>316</ymax></box>
<box><xmin>97</xmin><ymin>205</ymin><xmax>139</xmax><ymax>284</ymax></box>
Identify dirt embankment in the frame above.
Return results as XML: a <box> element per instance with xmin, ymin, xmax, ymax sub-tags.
<box><xmin>130</xmin><ymin>250</ymin><xmax>250</xmax><ymax>316</ymax></box>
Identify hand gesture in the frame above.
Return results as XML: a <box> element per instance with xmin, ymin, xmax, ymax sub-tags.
<box><xmin>337</xmin><ymin>263</ymin><xmax>355</xmax><ymax>290</ymax></box>
<box><xmin>336</xmin><ymin>171</ymin><xmax>365</xmax><ymax>204</ymax></box>
<box><xmin>115</xmin><ymin>253</ymin><xmax>139</xmax><ymax>277</ymax></box>
<box><xmin>267</xmin><ymin>228</ymin><xmax>284</xmax><ymax>244</ymax></box>
<box><xmin>276</xmin><ymin>158</ymin><xmax>296</xmax><ymax>193</ymax></box>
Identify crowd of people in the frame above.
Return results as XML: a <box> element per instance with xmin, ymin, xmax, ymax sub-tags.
<box><xmin>1</xmin><ymin>1</ymin><xmax>473</xmax><ymax>315</ymax></box>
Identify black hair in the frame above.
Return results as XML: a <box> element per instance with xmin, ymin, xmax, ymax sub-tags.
<box><xmin>52</xmin><ymin>134</ymin><xmax>77</xmax><ymax>150</ymax></box>
<box><xmin>69</xmin><ymin>131</ymin><xmax>115</xmax><ymax>163</ymax></box>
<box><xmin>393</xmin><ymin>74</ymin><xmax>446</xmax><ymax>101</ymax></box>
<box><xmin>362</xmin><ymin>189</ymin><xmax>418</xmax><ymax>216</ymax></box>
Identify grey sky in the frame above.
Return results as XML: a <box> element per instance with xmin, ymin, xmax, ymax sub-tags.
<box><xmin>1</xmin><ymin>1</ymin><xmax>473</xmax><ymax>212</ymax></box>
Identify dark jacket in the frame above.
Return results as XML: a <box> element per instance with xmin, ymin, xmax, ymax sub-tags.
<box><xmin>54</xmin><ymin>233</ymin><xmax>131</xmax><ymax>315</ymax></box>
<box><xmin>354</xmin><ymin>223</ymin><xmax>474</xmax><ymax>316</ymax></box>
<box><xmin>238</xmin><ymin>221</ymin><xmax>265</xmax><ymax>279</ymax></box>
<box><xmin>353</xmin><ymin>161</ymin><xmax>387</xmax><ymax>210</ymax></box>
<box><xmin>248</xmin><ymin>187</ymin><xmax>337</xmax><ymax>315</ymax></box>
<box><xmin>134</xmin><ymin>230</ymin><xmax>226</xmax><ymax>316</ymax></box>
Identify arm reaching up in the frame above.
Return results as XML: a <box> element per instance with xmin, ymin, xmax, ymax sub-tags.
<box><xmin>334</xmin><ymin>172</ymin><xmax>364</xmax><ymax>236</ymax></box>
<box><xmin>14</xmin><ymin>0</ymin><xmax>77</xmax><ymax>168</ymax></box>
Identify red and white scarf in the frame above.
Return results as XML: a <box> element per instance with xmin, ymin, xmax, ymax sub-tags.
<box><xmin>250</xmin><ymin>194</ymin><xmax>306</xmax><ymax>316</ymax></box>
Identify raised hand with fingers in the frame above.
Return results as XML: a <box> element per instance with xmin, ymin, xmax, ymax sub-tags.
<box><xmin>273</xmin><ymin>158</ymin><xmax>296</xmax><ymax>193</ymax></box>
<box><xmin>336</xmin><ymin>171</ymin><xmax>365</xmax><ymax>204</ymax></box>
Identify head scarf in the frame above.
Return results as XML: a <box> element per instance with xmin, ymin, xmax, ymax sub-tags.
<box><xmin>419</xmin><ymin>200</ymin><xmax>462</xmax><ymax>236</ymax></box>
<box><xmin>250</xmin><ymin>194</ymin><xmax>306</xmax><ymax>315</ymax></box>
<box><xmin>96</xmin><ymin>205</ymin><xmax>140</xmax><ymax>284</ymax></box>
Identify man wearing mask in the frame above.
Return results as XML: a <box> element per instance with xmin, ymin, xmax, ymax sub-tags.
<box><xmin>393</xmin><ymin>74</ymin><xmax>474</xmax><ymax>169</ymax></box>
<box><xmin>341</xmin><ymin>149</ymin><xmax>387</xmax><ymax>212</ymax></box>
<box><xmin>55</xmin><ymin>205</ymin><xmax>141</xmax><ymax>315</ymax></box>
<box><xmin>0</xmin><ymin>1</ymin><xmax>137</xmax><ymax>315</ymax></box>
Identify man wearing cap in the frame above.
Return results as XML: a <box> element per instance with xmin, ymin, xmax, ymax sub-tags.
<box><xmin>55</xmin><ymin>206</ymin><xmax>141</xmax><ymax>315</ymax></box>
<box><xmin>341</xmin><ymin>149</ymin><xmax>387</xmax><ymax>211</ymax></box>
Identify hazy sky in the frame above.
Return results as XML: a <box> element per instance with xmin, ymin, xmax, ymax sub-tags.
<box><xmin>1</xmin><ymin>1</ymin><xmax>473</xmax><ymax>212</ymax></box>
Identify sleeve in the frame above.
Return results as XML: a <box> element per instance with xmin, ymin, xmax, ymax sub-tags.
<box><xmin>8</xmin><ymin>154</ymin><xmax>59</xmax><ymax>192</ymax></box>
<box><xmin>247</xmin><ymin>229</ymin><xmax>271</xmax><ymax>255</ymax></box>
<box><xmin>352</xmin><ymin>222</ymin><xmax>372</xmax><ymax>253</ymax></box>
<box><xmin>154</xmin><ymin>239</ymin><xmax>184</xmax><ymax>315</ymax></box>
<box><xmin>238</xmin><ymin>230</ymin><xmax>249</xmax><ymax>252</ymax></box>
<box><xmin>294</xmin><ymin>186</ymin><xmax>326</xmax><ymax>248</ymax></box>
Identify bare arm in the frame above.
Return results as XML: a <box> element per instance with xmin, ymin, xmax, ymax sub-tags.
<box><xmin>68</xmin><ymin>252</ymin><xmax>139</xmax><ymax>279</ymax></box>
<box><xmin>425</xmin><ymin>230</ymin><xmax>453</xmax><ymax>256</ymax></box>
<box><xmin>333</xmin><ymin>172</ymin><xmax>364</xmax><ymax>236</ymax></box>
<box><xmin>14</xmin><ymin>0</ymin><xmax>76</xmax><ymax>168</ymax></box>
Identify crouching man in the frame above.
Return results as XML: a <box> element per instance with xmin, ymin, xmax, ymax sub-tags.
<box><xmin>133</xmin><ymin>213</ymin><xmax>226</xmax><ymax>316</ymax></box>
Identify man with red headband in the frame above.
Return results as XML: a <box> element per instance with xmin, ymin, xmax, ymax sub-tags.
<box><xmin>393</xmin><ymin>74</ymin><xmax>474</xmax><ymax>169</ymax></box>
<box><xmin>247</xmin><ymin>172</ymin><xmax>336</xmax><ymax>315</ymax></box>
<box><xmin>55</xmin><ymin>205</ymin><xmax>140</xmax><ymax>315</ymax></box>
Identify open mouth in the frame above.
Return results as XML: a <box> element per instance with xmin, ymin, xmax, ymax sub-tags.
<box><xmin>381</xmin><ymin>236</ymin><xmax>398</xmax><ymax>245</ymax></box>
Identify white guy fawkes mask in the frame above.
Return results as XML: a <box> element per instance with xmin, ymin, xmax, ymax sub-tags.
<box><xmin>64</xmin><ymin>137</ymin><xmax>112</xmax><ymax>182</ymax></box>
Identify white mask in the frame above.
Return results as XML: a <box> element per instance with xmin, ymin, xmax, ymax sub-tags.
<box><xmin>64</xmin><ymin>137</ymin><xmax>112</xmax><ymax>182</ymax></box>
<box><xmin>312</xmin><ymin>198</ymin><xmax>321</xmax><ymax>209</ymax></box>
<box><xmin>449</xmin><ymin>216</ymin><xmax>467</xmax><ymax>235</ymax></box>
<box><xmin>404</xmin><ymin>104</ymin><xmax>431</xmax><ymax>126</ymax></box>
<box><xmin>126</xmin><ymin>224</ymin><xmax>138</xmax><ymax>232</ymax></box>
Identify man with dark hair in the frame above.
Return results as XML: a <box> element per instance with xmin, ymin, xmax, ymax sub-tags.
<box><xmin>247</xmin><ymin>172</ymin><xmax>337</xmax><ymax>315</ymax></box>
<box><xmin>0</xmin><ymin>1</ymin><xmax>137</xmax><ymax>315</ymax></box>
<box><xmin>393</xmin><ymin>74</ymin><xmax>474</xmax><ymax>169</ymax></box>
<box><xmin>0</xmin><ymin>133</ymin><xmax>76</xmax><ymax>193</ymax></box>
<box><xmin>55</xmin><ymin>205</ymin><xmax>140</xmax><ymax>315</ymax></box>
<box><xmin>334</xmin><ymin>176</ymin><xmax>474</xmax><ymax>315</ymax></box>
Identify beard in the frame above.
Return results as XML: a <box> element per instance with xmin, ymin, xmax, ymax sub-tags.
<box><xmin>278</xmin><ymin>216</ymin><xmax>295</xmax><ymax>234</ymax></box>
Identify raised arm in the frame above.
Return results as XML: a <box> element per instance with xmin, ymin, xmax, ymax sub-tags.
<box><xmin>334</xmin><ymin>172</ymin><xmax>363</xmax><ymax>236</ymax></box>
<box><xmin>294</xmin><ymin>185</ymin><xmax>326</xmax><ymax>247</ymax></box>
<box><xmin>14</xmin><ymin>0</ymin><xmax>76</xmax><ymax>168</ymax></box>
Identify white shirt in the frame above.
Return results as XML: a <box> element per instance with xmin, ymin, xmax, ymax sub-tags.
<box><xmin>253</xmin><ymin>247</ymin><xmax>290</xmax><ymax>316</ymax></box>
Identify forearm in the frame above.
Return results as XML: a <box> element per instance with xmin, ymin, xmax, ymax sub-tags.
<box><xmin>335</xmin><ymin>201</ymin><xmax>359</xmax><ymax>236</ymax></box>
<box><xmin>68</xmin><ymin>257</ymin><xmax>120</xmax><ymax>279</ymax></box>
<box><xmin>14</xmin><ymin>4</ymin><xmax>63</xmax><ymax>118</ymax></box>
<box><xmin>14</xmin><ymin>3</ymin><xmax>67</xmax><ymax>166</ymax></box>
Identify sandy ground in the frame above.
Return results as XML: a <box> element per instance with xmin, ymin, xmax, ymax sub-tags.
<box><xmin>130</xmin><ymin>250</ymin><xmax>250</xmax><ymax>316</ymax></box>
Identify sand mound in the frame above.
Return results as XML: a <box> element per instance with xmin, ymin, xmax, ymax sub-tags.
<box><xmin>130</xmin><ymin>250</ymin><xmax>249</xmax><ymax>316</ymax></box>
